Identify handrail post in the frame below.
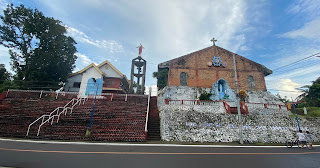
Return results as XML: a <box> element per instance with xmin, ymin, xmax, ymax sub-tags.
<box><xmin>37</xmin><ymin>124</ymin><xmax>42</xmax><ymax>136</ymax></box>
<box><xmin>144</xmin><ymin>89</ymin><xmax>151</xmax><ymax>133</ymax></box>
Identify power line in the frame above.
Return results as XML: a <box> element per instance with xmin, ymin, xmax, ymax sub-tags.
<box><xmin>272</xmin><ymin>52</ymin><xmax>320</xmax><ymax>71</ymax></box>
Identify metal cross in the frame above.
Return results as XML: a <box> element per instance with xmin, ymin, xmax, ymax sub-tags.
<box><xmin>210</xmin><ymin>38</ymin><xmax>217</xmax><ymax>46</ymax></box>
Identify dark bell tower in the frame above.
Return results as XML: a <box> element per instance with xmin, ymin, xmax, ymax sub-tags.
<box><xmin>129</xmin><ymin>44</ymin><xmax>147</xmax><ymax>94</ymax></box>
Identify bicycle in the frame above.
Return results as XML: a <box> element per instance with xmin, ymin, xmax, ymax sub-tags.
<box><xmin>286</xmin><ymin>138</ymin><xmax>302</xmax><ymax>148</ymax></box>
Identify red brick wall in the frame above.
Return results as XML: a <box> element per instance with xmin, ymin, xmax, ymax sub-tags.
<box><xmin>168</xmin><ymin>46</ymin><xmax>267</xmax><ymax>91</ymax></box>
<box><xmin>103</xmin><ymin>78</ymin><xmax>121</xmax><ymax>89</ymax></box>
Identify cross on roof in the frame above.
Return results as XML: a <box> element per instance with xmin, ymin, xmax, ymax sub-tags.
<box><xmin>210</xmin><ymin>38</ymin><xmax>217</xmax><ymax>46</ymax></box>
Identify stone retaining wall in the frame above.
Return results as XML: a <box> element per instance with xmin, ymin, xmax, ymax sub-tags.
<box><xmin>159</xmin><ymin>106</ymin><xmax>320</xmax><ymax>143</ymax></box>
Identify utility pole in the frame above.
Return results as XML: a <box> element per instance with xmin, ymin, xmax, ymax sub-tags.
<box><xmin>233</xmin><ymin>54</ymin><xmax>243</xmax><ymax>144</ymax></box>
<box><xmin>291</xmin><ymin>97</ymin><xmax>301</xmax><ymax>131</ymax></box>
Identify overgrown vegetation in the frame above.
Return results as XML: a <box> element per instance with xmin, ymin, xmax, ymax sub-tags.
<box><xmin>0</xmin><ymin>64</ymin><xmax>16</xmax><ymax>92</ymax></box>
<box><xmin>153</xmin><ymin>69</ymin><xmax>168</xmax><ymax>90</ymax></box>
<box><xmin>296</xmin><ymin>77</ymin><xmax>320</xmax><ymax>107</ymax></box>
<box><xmin>199</xmin><ymin>92</ymin><xmax>212</xmax><ymax>100</ymax></box>
<box><xmin>0</xmin><ymin>4</ymin><xmax>77</xmax><ymax>90</ymax></box>
<box><xmin>276</xmin><ymin>93</ymin><xmax>290</xmax><ymax>103</ymax></box>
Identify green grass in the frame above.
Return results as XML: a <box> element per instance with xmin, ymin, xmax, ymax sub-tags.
<box><xmin>290</xmin><ymin>107</ymin><xmax>320</xmax><ymax>118</ymax></box>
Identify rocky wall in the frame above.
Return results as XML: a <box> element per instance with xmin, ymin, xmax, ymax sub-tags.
<box><xmin>158</xmin><ymin>86</ymin><xmax>211</xmax><ymax>106</ymax></box>
<box><xmin>160</xmin><ymin>107</ymin><xmax>320</xmax><ymax>143</ymax></box>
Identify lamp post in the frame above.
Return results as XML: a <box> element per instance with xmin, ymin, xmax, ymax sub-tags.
<box><xmin>85</xmin><ymin>78</ymin><xmax>99</xmax><ymax>137</ymax></box>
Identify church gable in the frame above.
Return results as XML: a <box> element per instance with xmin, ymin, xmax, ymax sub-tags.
<box><xmin>158</xmin><ymin>45</ymin><xmax>271</xmax><ymax>91</ymax></box>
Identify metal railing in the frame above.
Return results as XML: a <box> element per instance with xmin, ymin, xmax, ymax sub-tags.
<box><xmin>166</xmin><ymin>99</ymin><xmax>228</xmax><ymax>106</ymax></box>
<box><xmin>26</xmin><ymin>97</ymin><xmax>88</xmax><ymax>136</ymax></box>
<box><xmin>144</xmin><ymin>91</ymin><xmax>151</xmax><ymax>133</ymax></box>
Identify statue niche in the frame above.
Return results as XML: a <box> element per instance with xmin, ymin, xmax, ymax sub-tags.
<box><xmin>210</xmin><ymin>79</ymin><xmax>236</xmax><ymax>101</ymax></box>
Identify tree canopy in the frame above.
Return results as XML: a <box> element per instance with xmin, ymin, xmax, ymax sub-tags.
<box><xmin>297</xmin><ymin>77</ymin><xmax>320</xmax><ymax>107</ymax></box>
<box><xmin>0</xmin><ymin>4</ymin><xmax>77</xmax><ymax>90</ymax></box>
<box><xmin>153</xmin><ymin>69</ymin><xmax>168</xmax><ymax>90</ymax></box>
<box><xmin>0</xmin><ymin>64</ymin><xmax>14</xmax><ymax>92</ymax></box>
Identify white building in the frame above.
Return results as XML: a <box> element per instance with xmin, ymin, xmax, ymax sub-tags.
<box><xmin>64</xmin><ymin>60</ymin><xmax>129</xmax><ymax>96</ymax></box>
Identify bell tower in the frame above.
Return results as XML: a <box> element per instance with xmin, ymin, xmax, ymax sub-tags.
<box><xmin>129</xmin><ymin>44</ymin><xmax>147</xmax><ymax>94</ymax></box>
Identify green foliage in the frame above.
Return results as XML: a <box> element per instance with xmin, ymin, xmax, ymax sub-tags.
<box><xmin>0</xmin><ymin>64</ymin><xmax>16</xmax><ymax>92</ymax></box>
<box><xmin>153</xmin><ymin>69</ymin><xmax>168</xmax><ymax>90</ymax></box>
<box><xmin>0</xmin><ymin>4</ymin><xmax>77</xmax><ymax>90</ymax></box>
<box><xmin>296</xmin><ymin>77</ymin><xmax>320</xmax><ymax>107</ymax></box>
<box><xmin>199</xmin><ymin>92</ymin><xmax>212</xmax><ymax>100</ymax></box>
<box><xmin>290</xmin><ymin>107</ymin><xmax>320</xmax><ymax>118</ymax></box>
<box><xmin>276</xmin><ymin>93</ymin><xmax>290</xmax><ymax>103</ymax></box>
<box><xmin>0</xmin><ymin>64</ymin><xmax>10</xmax><ymax>84</ymax></box>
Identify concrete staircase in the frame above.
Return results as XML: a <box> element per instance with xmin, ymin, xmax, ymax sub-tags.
<box><xmin>147</xmin><ymin>96</ymin><xmax>161</xmax><ymax>141</ymax></box>
<box><xmin>0</xmin><ymin>93</ymin><xmax>149</xmax><ymax>142</ymax></box>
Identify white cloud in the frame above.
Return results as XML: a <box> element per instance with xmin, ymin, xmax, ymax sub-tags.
<box><xmin>282</xmin><ymin>18</ymin><xmax>320</xmax><ymax>40</ymax></box>
<box><xmin>287</xmin><ymin>0</ymin><xmax>320</xmax><ymax>17</ymax></box>
<box><xmin>0</xmin><ymin>45</ymin><xmax>12</xmax><ymax>73</ymax></box>
<box><xmin>266</xmin><ymin>78</ymin><xmax>302</xmax><ymax>100</ymax></box>
<box><xmin>74</xmin><ymin>53</ymin><xmax>94</xmax><ymax>71</ymax></box>
<box><xmin>0</xmin><ymin>0</ymin><xmax>8</xmax><ymax>11</ymax></box>
<box><xmin>145</xmin><ymin>85</ymin><xmax>158</xmax><ymax>96</ymax></box>
<box><xmin>66</xmin><ymin>26</ymin><xmax>123</xmax><ymax>53</ymax></box>
<box><xmin>66</xmin><ymin>0</ymin><xmax>250</xmax><ymax>58</ymax></box>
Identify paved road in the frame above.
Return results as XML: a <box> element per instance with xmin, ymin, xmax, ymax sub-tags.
<box><xmin>0</xmin><ymin>139</ymin><xmax>319</xmax><ymax>168</ymax></box>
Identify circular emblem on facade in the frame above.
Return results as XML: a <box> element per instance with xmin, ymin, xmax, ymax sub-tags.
<box><xmin>222</xmin><ymin>62</ymin><xmax>227</xmax><ymax>67</ymax></box>
<box><xmin>212</xmin><ymin>56</ymin><xmax>222</xmax><ymax>66</ymax></box>
<box><xmin>207</xmin><ymin>61</ymin><xmax>212</xmax><ymax>67</ymax></box>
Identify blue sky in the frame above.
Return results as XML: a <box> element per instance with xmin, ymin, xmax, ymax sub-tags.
<box><xmin>0</xmin><ymin>0</ymin><xmax>319</xmax><ymax>98</ymax></box>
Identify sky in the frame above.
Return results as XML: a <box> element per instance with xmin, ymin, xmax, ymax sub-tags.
<box><xmin>0</xmin><ymin>0</ymin><xmax>319</xmax><ymax>99</ymax></box>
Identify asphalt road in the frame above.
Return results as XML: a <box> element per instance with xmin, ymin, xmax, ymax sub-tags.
<box><xmin>0</xmin><ymin>139</ymin><xmax>319</xmax><ymax>168</ymax></box>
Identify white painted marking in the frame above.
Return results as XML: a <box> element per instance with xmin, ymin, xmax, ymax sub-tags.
<box><xmin>0</xmin><ymin>138</ymin><xmax>319</xmax><ymax>148</ymax></box>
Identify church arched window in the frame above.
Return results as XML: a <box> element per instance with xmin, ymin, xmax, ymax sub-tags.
<box><xmin>248</xmin><ymin>75</ymin><xmax>255</xmax><ymax>89</ymax></box>
<box><xmin>180</xmin><ymin>72</ymin><xmax>187</xmax><ymax>86</ymax></box>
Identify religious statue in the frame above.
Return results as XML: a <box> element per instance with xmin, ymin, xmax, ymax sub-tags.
<box><xmin>137</xmin><ymin>44</ymin><xmax>144</xmax><ymax>56</ymax></box>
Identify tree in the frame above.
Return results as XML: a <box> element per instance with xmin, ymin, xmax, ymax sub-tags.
<box><xmin>0</xmin><ymin>64</ymin><xmax>10</xmax><ymax>84</ymax></box>
<box><xmin>296</xmin><ymin>77</ymin><xmax>320</xmax><ymax>107</ymax></box>
<box><xmin>153</xmin><ymin>69</ymin><xmax>168</xmax><ymax>90</ymax></box>
<box><xmin>276</xmin><ymin>93</ymin><xmax>290</xmax><ymax>103</ymax></box>
<box><xmin>0</xmin><ymin>4</ymin><xmax>77</xmax><ymax>90</ymax></box>
<box><xmin>0</xmin><ymin>64</ymin><xmax>15</xmax><ymax>92</ymax></box>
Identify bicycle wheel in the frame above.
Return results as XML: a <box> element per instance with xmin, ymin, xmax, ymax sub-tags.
<box><xmin>286</xmin><ymin>141</ymin><xmax>293</xmax><ymax>148</ymax></box>
<box><xmin>297</xmin><ymin>141</ymin><xmax>302</xmax><ymax>148</ymax></box>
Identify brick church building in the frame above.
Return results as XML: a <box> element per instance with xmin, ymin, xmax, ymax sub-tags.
<box><xmin>157</xmin><ymin>45</ymin><xmax>272</xmax><ymax>91</ymax></box>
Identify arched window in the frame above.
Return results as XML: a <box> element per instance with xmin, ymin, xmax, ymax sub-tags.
<box><xmin>248</xmin><ymin>76</ymin><xmax>255</xmax><ymax>89</ymax></box>
<box><xmin>180</xmin><ymin>72</ymin><xmax>187</xmax><ymax>86</ymax></box>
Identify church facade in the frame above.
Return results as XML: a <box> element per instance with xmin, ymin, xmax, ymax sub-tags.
<box><xmin>158</xmin><ymin>45</ymin><xmax>272</xmax><ymax>91</ymax></box>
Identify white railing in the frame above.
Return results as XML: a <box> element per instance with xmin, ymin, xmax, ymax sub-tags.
<box><xmin>144</xmin><ymin>91</ymin><xmax>151</xmax><ymax>132</ymax></box>
<box><xmin>26</xmin><ymin>97</ymin><xmax>88</xmax><ymax>136</ymax></box>
<box><xmin>168</xmin><ymin>100</ymin><xmax>225</xmax><ymax>106</ymax></box>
